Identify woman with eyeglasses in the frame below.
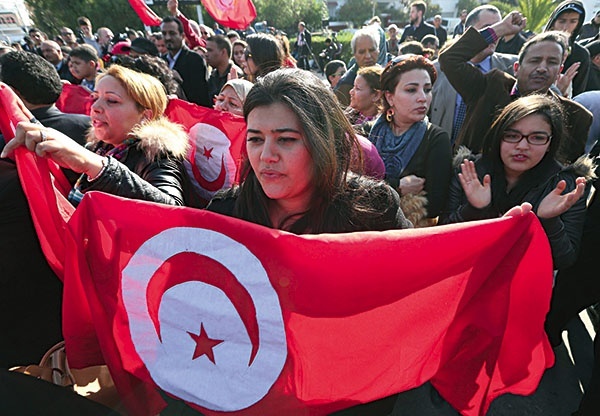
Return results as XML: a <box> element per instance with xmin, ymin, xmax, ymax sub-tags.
<box><xmin>240</xmin><ymin>33</ymin><xmax>284</xmax><ymax>82</ymax></box>
<box><xmin>368</xmin><ymin>54</ymin><xmax>452</xmax><ymax>227</ymax></box>
<box><xmin>324</xmin><ymin>59</ymin><xmax>347</xmax><ymax>89</ymax></box>
<box><xmin>441</xmin><ymin>94</ymin><xmax>594</xmax><ymax>271</ymax></box>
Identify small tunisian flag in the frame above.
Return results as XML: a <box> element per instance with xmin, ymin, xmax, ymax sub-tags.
<box><xmin>165</xmin><ymin>99</ymin><xmax>246</xmax><ymax>204</ymax></box>
<box><xmin>128</xmin><ymin>0</ymin><xmax>163</xmax><ymax>26</ymax></box>
<box><xmin>64</xmin><ymin>191</ymin><xmax>555</xmax><ymax>416</ymax></box>
<box><xmin>0</xmin><ymin>83</ymin><xmax>74</xmax><ymax>279</ymax></box>
<box><xmin>55</xmin><ymin>83</ymin><xmax>95</xmax><ymax>116</ymax></box>
<box><xmin>201</xmin><ymin>0</ymin><xmax>257</xmax><ymax>30</ymax></box>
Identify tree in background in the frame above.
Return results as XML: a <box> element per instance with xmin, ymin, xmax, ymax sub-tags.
<box><xmin>489</xmin><ymin>0</ymin><xmax>555</xmax><ymax>34</ymax></box>
<box><xmin>337</xmin><ymin>0</ymin><xmax>374</xmax><ymax>28</ymax></box>
<box><xmin>455</xmin><ymin>0</ymin><xmax>480</xmax><ymax>15</ymax></box>
<box><xmin>24</xmin><ymin>0</ymin><xmax>216</xmax><ymax>40</ymax></box>
<box><xmin>253</xmin><ymin>0</ymin><xmax>326</xmax><ymax>35</ymax></box>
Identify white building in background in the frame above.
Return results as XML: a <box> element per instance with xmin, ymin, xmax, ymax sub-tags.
<box><xmin>0</xmin><ymin>0</ymin><xmax>31</xmax><ymax>43</ymax></box>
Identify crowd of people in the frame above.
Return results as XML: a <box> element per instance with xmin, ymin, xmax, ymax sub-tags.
<box><xmin>1</xmin><ymin>0</ymin><xmax>600</xmax><ymax>414</ymax></box>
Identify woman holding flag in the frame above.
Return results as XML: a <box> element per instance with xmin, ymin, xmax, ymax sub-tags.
<box><xmin>2</xmin><ymin>65</ymin><xmax>189</xmax><ymax>206</ymax></box>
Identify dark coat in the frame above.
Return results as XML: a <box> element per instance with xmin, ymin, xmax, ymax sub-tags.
<box><xmin>439</xmin><ymin>27</ymin><xmax>593</xmax><ymax>164</ymax></box>
<box><xmin>400</xmin><ymin>21</ymin><xmax>436</xmax><ymax>43</ymax></box>
<box><xmin>0</xmin><ymin>159</ymin><xmax>63</xmax><ymax>368</ymax></box>
<box><xmin>440</xmin><ymin>148</ymin><xmax>596</xmax><ymax>271</ymax></box>
<box><xmin>79</xmin><ymin>118</ymin><xmax>190</xmax><ymax>206</ymax></box>
<box><xmin>170</xmin><ymin>47</ymin><xmax>211</xmax><ymax>107</ymax></box>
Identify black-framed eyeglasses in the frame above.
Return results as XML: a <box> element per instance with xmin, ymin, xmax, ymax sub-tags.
<box><xmin>244</xmin><ymin>49</ymin><xmax>252</xmax><ymax>59</ymax></box>
<box><xmin>502</xmin><ymin>130</ymin><xmax>552</xmax><ymax>145</ymax></box>
<box><xmin>333</xmin><ymin>70</ymin><xmax>346</xmax><ymax>77</ymax></box>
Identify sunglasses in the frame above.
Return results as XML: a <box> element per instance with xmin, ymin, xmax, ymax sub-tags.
<box><xmin>244</xmin><ymin>49</ymin><xmax>253</xmax><ymax>60</ymax></box>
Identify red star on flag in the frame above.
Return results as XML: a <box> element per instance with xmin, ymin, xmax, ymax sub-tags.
<box><xmin>203</xmin><ymin>146</ymin><xmax>214</xmax><ymax>159</ymax></box>
<box><xmin>188</xmin><ymin>323</ymin><xmax>224</xmax><ymax>363</ymax></box>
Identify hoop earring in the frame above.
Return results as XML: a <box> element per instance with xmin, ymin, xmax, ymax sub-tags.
<box><xmin>386</xmin><ymin>108</ymin><xmax>394</xmax><ymax>123</ymax></box>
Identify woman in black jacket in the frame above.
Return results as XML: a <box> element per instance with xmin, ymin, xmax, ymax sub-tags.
<box><xmin>440</xmin><ymin>94</ymin><xmax>595</xmax><ymax>271</ymax></box>
<box><xmin>3</xmin><ymin>65</ymin><xmax>189</xmax><ymax>206</ymax></box>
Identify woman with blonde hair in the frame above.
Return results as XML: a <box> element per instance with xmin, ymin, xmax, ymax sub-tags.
<box><xmin>3</xmin><ymin>65</ymin><xmax>190</xmax><ymax>206</ymax></box>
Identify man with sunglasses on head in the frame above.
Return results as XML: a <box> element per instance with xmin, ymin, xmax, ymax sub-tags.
<box><xmin>439</xmin><ymin>10</ymin><xmax>592</xmax><ymax>164</ymax></box>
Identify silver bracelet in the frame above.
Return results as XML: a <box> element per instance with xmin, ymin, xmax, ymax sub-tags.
<box><xmin>87</xmin><ymin>157</ymin><xmax>108</xmax><ymax>182</ymax></box>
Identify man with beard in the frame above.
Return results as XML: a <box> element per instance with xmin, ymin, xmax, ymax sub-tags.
<box><xmin>160</xmin><ymin>15</ymin><xmax>210</xmax><ymax>107</ymax></box>
<box><xmin>399</xmin><ymin>0</ymin><xmax>436</xmax><ymax>43</ymax></box>
<box><xmin>439</xmin><ymin>10</ymin><xmax>592</xmax><ymax>163</ymax></box>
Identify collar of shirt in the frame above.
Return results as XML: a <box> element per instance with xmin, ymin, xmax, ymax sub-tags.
<box><xmin>166</xmin><ymin>48</ymin><xmax>183</xmax><ymax>70</ymax></box>
<box><xmin>510</xmin><ymin>82</ymin><xmax>520</xmax><ymax>98</ymax></box>
<box><xmin>472</xmin><ymin>55</ymin><xmax>492</xmax><ymax>73</ymax></box>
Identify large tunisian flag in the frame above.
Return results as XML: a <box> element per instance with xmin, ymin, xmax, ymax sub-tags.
<box><xmin>63</xmin><ymin>191</ymin><xmax>555</xmax><ymax>416</ymax></box>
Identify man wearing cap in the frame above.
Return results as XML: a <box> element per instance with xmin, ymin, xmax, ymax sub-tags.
<box><xmin>580</xmin><ymin>10</ymin><xmax>600</xmax><ymax>40</ymax></box>
<box><xmin>386</xmin><ymin>24</ymin><xmax>400</xmax><ymax>56</ymax></box>
<box><xmin>204</xmin><ymin>35</ymin><xmax>243</xmax><ymax>102</ymax></box>
<box><xmin>585</xmin><ymin>40</ymin><xmax>600</xmax><ymax>90</ymax></box>
<box><xmin>126</xmin><ymin>37</ymin><xmax>159</xmax><ymax>58</ymax></box>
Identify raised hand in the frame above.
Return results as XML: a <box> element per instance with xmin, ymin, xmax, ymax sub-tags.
<box><xmin>537</xmin><ymin>177</ymin><xmax>586</xmax><ymax>219</ymax></box>
<box><xmin>492</xmin><ymin>11</ymin><xmax>527</xmax><ymax>38</ymax></box>
<box><xmin>458</xmin><ymin>159</ymin><xmax>492</xmax><ymax>209</ymax></box>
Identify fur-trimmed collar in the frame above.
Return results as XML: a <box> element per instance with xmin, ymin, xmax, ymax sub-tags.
<box><xmin>453</xmin><ymin>145</ymin><xmax>597</xmax><ymax>181</ymax></box>
<box><xmin>86</xmin><ymin>117</ymin><xmax>190</xmax><ymax>160</ymax></box>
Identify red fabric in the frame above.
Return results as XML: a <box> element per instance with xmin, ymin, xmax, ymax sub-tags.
<box><xmin>200</xmin><ymin>0</ymin><xmax>257</xmax><ymax>30</ymax></box>
<box><xmin>64</xmin><ymin>190</ymin><xmax>555</xmax><ymax>416</ymax></box>
<box><xmin>128</xmin><ymin>0</ymin><xmax>162</xmax><ymax>26</ymax></box>
<box><xmin>165</xmin><ymin>99</ymin><xmax>246</xmax><ymax>203</ymax></box>
<box><xmin>0</xmin><ymin>83</ymin><xmax>74</xmax><ymax>279</ymax></box>
<box><xmin>177</xmin><ymin>12</ymin><xmax>206</xmax><ymax>50</ymax></box>
<box><xmin>55</xmin><ymin>83</ymin><xmax>94</xmax><ymax>116</ymax></box>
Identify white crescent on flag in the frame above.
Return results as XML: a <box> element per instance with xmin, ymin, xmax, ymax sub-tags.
<box><xmin>185</xmin><ymin>122</ymin><xmax>238</xmax><ymax>202</ymax></box>
<box><xmin>121</xmin><ymin>227</ymin><xmax>287</xmax><ymax>411</ymax></box>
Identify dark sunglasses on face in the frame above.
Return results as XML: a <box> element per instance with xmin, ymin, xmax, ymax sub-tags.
<box><xmin>244</xmin><ymin>49</ymin><xmax>252</xmax><ymax>60</ymax></box>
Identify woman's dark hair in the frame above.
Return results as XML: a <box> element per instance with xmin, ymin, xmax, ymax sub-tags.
<box><xmin>115</xmin><ymin>54</ymin><xmax>181</xmax><ymax>96</ymax></box>
<box><xmin>232</xmin><ymin>68</ymin><xmax>366</xmax><ymax>232</ymax></box>
<box><xmin>244</xmin><ymin>33</ymin><xmax>284</xmax><ymax>79</ymax></box>
<box><xmin>380</xmin><ymin>54</ymin><xmax>437</xmax><ymax>114</ymax></box>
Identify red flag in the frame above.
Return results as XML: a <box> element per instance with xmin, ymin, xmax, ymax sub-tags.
<box><xmin>128</xmin><ymin>0</ymin><xmax>163</xmax><ymax>26</ymax></box>
<box><xmin>55</xmin><ymin>83</ymin><xmax>94</xmax><ymax>116</ymax></box>
<box><xmin>201</xmin><ymin>0</ymin><xmax>257</xmax><ymax>30</ymax></box>
<box><xmin>64</xmin><ymin>191</ymin><xmax>555</xmax><ymax>416</ymax></box>
<box><xmin>0</xmin><ymin>83</ymin><xmax>74</xmax><ymax>279</ymax></box>
<box><xmin>165</xmin><ymin>99</ymin><xmax>246</xmax><ymax>204</ymax></box>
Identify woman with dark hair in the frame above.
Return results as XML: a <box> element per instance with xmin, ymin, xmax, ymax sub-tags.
<box><xmin>240</xmin><ymin>33</ymin><xmax>284</xmax><ymax>82</ymax></box>
<box><xmin>368</xmin><ymin>54</ymin><xmax>452</xmax><ymax>227</ymax></box>
<box><xmin>232</xmin><ymin>39</ymin><xmax>247</xmax><ymax>69</ymax></box>
<box><xmin>440</xmin><ymin>94</ymin><xmax>594</xmax><ymax>271</ymax></box>
<box><xmin>207</xmin><ymin>67</ymin><xmax>410</xmax><ymax>234</ymax></box>
<box><xmin>346</xmin><ymin>65</ymin><xmax>383</xmax><ymax>136</ymax></box>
